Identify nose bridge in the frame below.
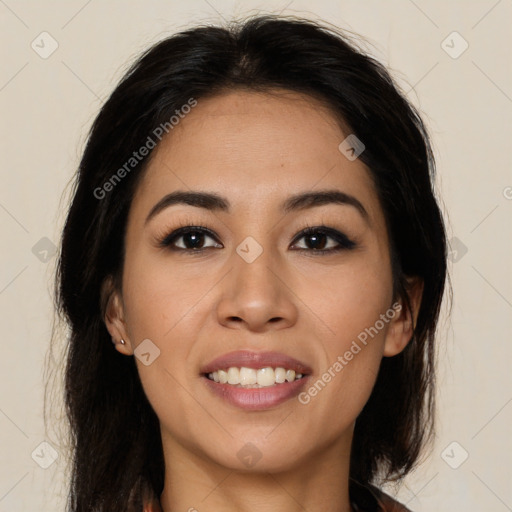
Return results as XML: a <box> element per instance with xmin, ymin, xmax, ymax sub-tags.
<box><xmin>231</xmin><ymin>236</ymin><xmax>281</xmax><ymax>301</ymax></box>
<box><xmin>229</xmin><ymin>204</ymin><xmax>280</xmax><ymax>287</ymax></box>
<box><xmin>215</xmin><ymin>233</ymin><xmax>297</xmax><ymax>330</ymax></box>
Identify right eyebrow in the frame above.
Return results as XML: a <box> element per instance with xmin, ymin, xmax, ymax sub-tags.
<box><xmin>145</xmin><ymin>191</ymin><xmax>229</xmax><ymax>225</ymax></box>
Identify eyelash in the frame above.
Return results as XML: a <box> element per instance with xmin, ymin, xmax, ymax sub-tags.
<box><xmin>156</xmin><ymin>221</ymin><xmax>357</xmax><ymax>255</ymax></box>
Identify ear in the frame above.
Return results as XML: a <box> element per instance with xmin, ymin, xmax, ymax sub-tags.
<box><xmin>100</xmin><ymin>276</ymin><xmax>133</xmax><ymax>355</ymax></box>
<box><xmin>383</xmin><ymin>276</ymin><xmax>424</xmax><ymax>357</ymax></box>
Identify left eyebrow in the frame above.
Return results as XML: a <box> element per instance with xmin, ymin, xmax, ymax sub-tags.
<box><xmin>282</xmin><ymin>189</ymin><xmax>368</xmax><ymax>221</ymax></box>
<box><xmin>145</xmin><ymin>189</ymin><xmax>369</xmax><ymax>225</ymax></box>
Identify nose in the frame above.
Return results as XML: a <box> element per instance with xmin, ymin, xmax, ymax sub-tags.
<box><xmin>215</xmin><ymin>246</ymin><xmax>298</xmax><ymax>333</ymax></box>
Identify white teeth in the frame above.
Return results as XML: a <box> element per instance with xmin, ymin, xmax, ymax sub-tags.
<box><xmin>257</xmin><ymin>367</ymin><xmax>275</xmax><ymax>387</ymax></box>
<box><xmin>275</xmin><ymin>367</ymin><xmax>286</xmax><ymax>383</ymax></box>
<box><xmin>240</xmin><ymin>367</ymin><xmax>257</xmax><ymax>385</ymax></box>
<box><xmin>227</xmin><ymin>367</ymin><xmax>240</xmax><ymax>385</ymax></box>
<box><xmin>285</xmin><ymin>369</ymin><xmax>295</xmax><ymax>382</ymax></box>
<box><xmin>207</xmin><ymin>366</ymin><xmax>305</xmax><ymax>387</ymax></box>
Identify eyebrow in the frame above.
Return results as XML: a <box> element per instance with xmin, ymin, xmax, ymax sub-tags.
<box><xmin>145</xmin><ymin>189</ymin><xmax>369</xmax><ymax>224</ymax></box>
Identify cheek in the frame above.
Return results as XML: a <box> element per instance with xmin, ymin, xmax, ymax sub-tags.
<box><xmin>121</xmin><ymin>247</ymin><xmax>207</xmax><ymax>341</ymax></box>
<box><xmin>295</xmin><ymin>257</ymin><xmax>393</xmax><ymax>410</ymax></box>
<box><xmin>121</xmin><ymin>263</ymin><xmax>210</xmax><ymax>443</ymax></box>
<box><xmin>122</xmin><ymin>268</ymin><xmax>205</xmax><ymax>384</ymax></box>
<box><xmin>301</xmin><ymin>253</ymin><xmax>393</xmax><ymax>347</ymax></box>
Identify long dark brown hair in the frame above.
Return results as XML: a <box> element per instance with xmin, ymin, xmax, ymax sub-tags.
<box><xmin>49</xmin><ymin>13</ymin><xmax>448</xmax><ymax>512</ymax></box>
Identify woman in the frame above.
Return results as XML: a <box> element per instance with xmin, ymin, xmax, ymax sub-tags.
<box><xmin>55</xmin><ymin>14</ymin><xmax>447</xmax><ymax>512</ymax></box>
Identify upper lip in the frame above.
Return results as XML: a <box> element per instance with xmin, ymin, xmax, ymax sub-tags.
<box><xmin>200</xmin><ymin>350</ymin><xmax>313</xmax><ymax>375</ymax></box>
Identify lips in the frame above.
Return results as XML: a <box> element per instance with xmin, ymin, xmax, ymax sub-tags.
<box><xmin>200</xmin><ymin>350</ymin><xmax>313</xmax><ymax>375</ymax></box>
<box><xmin>200</xmin><ymin>350</ymin><xmax>313</xmax><ymax>411</ymax></box>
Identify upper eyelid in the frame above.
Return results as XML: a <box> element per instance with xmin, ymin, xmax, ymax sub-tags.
<box><xmin>160</xmin><ymin>224</ymin><xmax>355</xmax><ymax>249</ymax></box>
<box><xmin>159</xmin><ymin>225</ymin><xmax>218</xmax><ymax>244</ymax></box>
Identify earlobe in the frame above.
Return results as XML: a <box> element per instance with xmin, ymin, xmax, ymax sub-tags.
<box><xmin>383</xmin><ymin>276</ymin><xmax>424</xmax><ymax>357</ymax></box>
<box><xmin>101</xmin><ymin>276</ymin><xmax>132</xmax><ymax>355</ymax></box>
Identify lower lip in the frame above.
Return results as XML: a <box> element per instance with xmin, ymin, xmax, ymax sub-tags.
<box><xmin>201</xmin><ymin>375</ymin><xmax>310</xmax><ymax>410</ymax></box>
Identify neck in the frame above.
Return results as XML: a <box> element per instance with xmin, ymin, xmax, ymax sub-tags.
<box><xmin>159</xmin><ymin>430</ymin><xmax>353</xmax><ymax>512</ymax></box>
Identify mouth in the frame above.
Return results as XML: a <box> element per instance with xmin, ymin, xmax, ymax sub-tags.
<box><xmin>200</xmin><ymin>350</ymin><xmax>312</xmax><ymax>410</ymax></box>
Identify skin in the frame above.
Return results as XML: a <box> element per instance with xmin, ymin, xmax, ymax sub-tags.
<box><xmin>103</xmin><ymin>89</ymin><xmax>423</xmax><ymax>512</ymax></box>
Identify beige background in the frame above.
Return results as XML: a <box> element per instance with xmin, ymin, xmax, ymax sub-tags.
<box><xmin>1</xmin><ymin>1</ymin><xmax>511</xmax><ymax>511</ymax></box>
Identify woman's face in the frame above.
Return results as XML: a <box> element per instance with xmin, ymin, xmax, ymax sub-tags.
<box><xmin>106</xmin><ymin>89</ymin><xmax>414</xmax><ymax>473</ymax></box>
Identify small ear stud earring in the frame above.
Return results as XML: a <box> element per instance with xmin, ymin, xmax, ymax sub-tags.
<box><xmin>120</xmin><ymin>339</ymin><xmax>126</xmax><ymax>345</ymax></box>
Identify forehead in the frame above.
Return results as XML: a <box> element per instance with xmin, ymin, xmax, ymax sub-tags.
<box><xmin>133</xmin><ymin>89</ymin><xmax>378</xmax><ymax>218</ymax></box>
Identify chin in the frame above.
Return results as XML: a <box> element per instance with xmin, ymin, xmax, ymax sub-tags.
<box><xmin>200</xmin><ymin>434</ymin><xmax>312</xmax><ymax>474</ymax></box>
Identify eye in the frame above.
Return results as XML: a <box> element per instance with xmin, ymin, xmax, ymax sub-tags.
<box><xmin>157</xmin><ymin>224</ymin><xmax>356</xmax><ymax>255</ymax></box>
<box><xmin>290</xmin><ymin>226</ymin><xmax>356</xmax><ymax>254</ymax></box>
<box><xmin>158</xmin><ymin>226</ymin><xmax>222</xmax><ymax>251</ymax></box>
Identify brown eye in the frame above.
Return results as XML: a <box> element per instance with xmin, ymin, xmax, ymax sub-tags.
<box><xmin>291</xmin><ymin>226</ymin><xmax>356</xmax><ymax>254</ymax></box>
<box><xmin>159</xmin><ymin>226</ymin><xmax>222</xmax><ymax>251</ymax></box>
